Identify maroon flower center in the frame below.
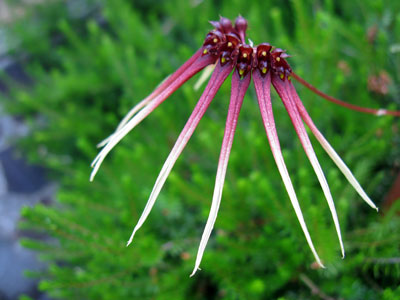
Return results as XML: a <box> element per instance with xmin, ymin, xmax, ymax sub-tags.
<box><xmin>202</xmin><ymin>16</ymin><xmax>292</xmax><ymax>80</ymax></box>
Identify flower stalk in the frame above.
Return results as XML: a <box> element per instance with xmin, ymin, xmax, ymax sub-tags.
<box><xmin>91</xmin><ymin>16</ymin><xmax>399</xmax><ymax>275</ymax></box>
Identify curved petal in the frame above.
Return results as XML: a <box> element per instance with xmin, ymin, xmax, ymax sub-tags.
<box><xmin>290</xmin><ymin>83</ymin><xmax>378</xmax><ymax>211</ymax></box>
<box><xmin>127</xmin><ymin>62</ymin><xmax>234</xmax><ymax>246</ymax></box>
<box><xmin>191</xmin><ymin>70</ymin><xmax>251</xmax><ymax>277</ymax></box>
<box><xmin>98</xmin><ymin>48</ymin><xmax>206</xmax><ymax>147</ymax></box>
<box><xmin>272</xmin><ymin>75</ymin><xmax>345</xmax><ymax>258</ymax></box>
<box><xmin>90</xmin><ymin>53</ymin><xmax>216</xmax><ymax>181</ymax></box>
<box><xmin>253</xmin><ymin>70</ymin><xmax>324</xmax><ymax>267</ymax></box>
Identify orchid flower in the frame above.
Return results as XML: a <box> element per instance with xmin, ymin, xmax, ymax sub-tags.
<box><xmin>90</xmin><ymin>16</ymin><xmax>400</xmax><ymax>276</ymax></box>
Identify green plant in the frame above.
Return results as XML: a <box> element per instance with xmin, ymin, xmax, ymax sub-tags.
<box><xmin>2</xmin><ymin>0</ymin><xmax>400</xmax><ymax>299</ymax></box>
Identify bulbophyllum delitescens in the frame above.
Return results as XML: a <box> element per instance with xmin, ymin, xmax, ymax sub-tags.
<box><xmin>90</xmin><ymin>16</ymin><xmax>400</xmax><ymax>276</ymax></box>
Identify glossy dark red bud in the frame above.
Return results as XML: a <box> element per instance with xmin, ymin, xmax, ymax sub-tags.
<box><xmin>209</xmin><ymin>20</ymin><xmax>222</xmax><ymax>31</ymax></box>
<box><xmin>235</xmin><ymin>15</ymin><xmax>247</xmax><ymax>31</ymax></box>
<box><xmin>234</xmin><ymin>15</ymin><xmax>248</xmax><ymax>43</ymax></box>
<box><xmin>219</xmin><ymin>16</ymin><xmax>233</xmax><ymax>33</ymax></box>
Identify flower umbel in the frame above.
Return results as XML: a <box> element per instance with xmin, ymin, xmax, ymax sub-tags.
<box><xmin>90</xmin><ymin>16</ymin><xmax>399</xmax><ymax>276</ymax></box>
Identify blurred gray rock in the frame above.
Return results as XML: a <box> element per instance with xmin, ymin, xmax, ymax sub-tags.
<box><xmin>0</xmin><ymin>89</ymin><xmax>54</xmax><ymax>300</ymax></box>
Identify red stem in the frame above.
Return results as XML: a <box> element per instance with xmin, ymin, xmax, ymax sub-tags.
<box><xmin>291</xmin><ymin>72</ymin><xmax>400</xmax><ymax>117</ymax></box>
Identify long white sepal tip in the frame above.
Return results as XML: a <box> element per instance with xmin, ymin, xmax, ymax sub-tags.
<box><xmin>191</xmin><ymin>71</ymin><xmax>248</xmax><ymax>277</ymax></box>
<box><xmin>189</xmin><ymin>269</ymin><xmax>198</xmax><ymax>277</ymax></box>
<box><xmin>190</xmin><ymin>267</ymin><xmax>202</xmax><ymax>277</ymax></box>
<box><xmin>91</xmin><ymin>52</ymin><xmax>217</xmax><ymax>181</ymax></box>
<box><xmin>125</xmin><ymin>85</ymin><xmax>219</xmax><ymax>247</ymax></box>
<box><xmin>274</xmin><ymin>147</ymin><xmax>327</xmax><ymax>267</ymax></box>
<box><xmin>253</xmin><ymin>72</ymin><xmax>325</xmax><ymax>268</ymax></box>
<box><xmin>190</xmin><ymin>172</ymin><xmax>225</xmax><ymax>277</ymax></box>
<box><xmin>124</xmin><ymin>63</ymin><xmax>233</xmax><ymax>251</ymax></box>
<box><xmin>319</xmin><ymin>139</ymin><xmax>378</xmax><ymax>211</ymax></box>
<box><xmin>96</xmin><ymin>98</ymin><xmax>151</xmax><ymax>148</ymax></box>
<box><xmin>291</xmin><ymin>84</ymin><xmax>378</xmax><ymax>212</ymax></box>
<box><xmin>313</xmin><ymin>134</ymin><xmax>377</xmax><ymax>211</ymax></box>
<box><xmin>303</xmin><ymin>145</ymin><xmax>345</xmax><ymax>258</ymax></box>
<box><xmin>126</xmin><ymin>232</ymin><xmax>135</xmax><ymax>247</ymax></box>
<box><xmin>281</xmin><ymin>80</ymin><xmax>344</xmax><ymax>258</ymax></box>
<box><xmin>97</xmin><ymin>74</ymin><xmax>178</xmax><ymax>149</ymax></box>
<box><xmin>90</xmin><ymin>100</ymin><xmax>158</xmax><ymax>181</ymax></box>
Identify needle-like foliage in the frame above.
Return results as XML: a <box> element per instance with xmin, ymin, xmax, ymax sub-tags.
<box><xmin>90</xmin><ymin>16</ymin><xmax>398</xmax><ymax>275</ymax></box>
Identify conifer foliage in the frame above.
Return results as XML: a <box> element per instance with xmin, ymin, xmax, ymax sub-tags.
<box><xmin>2</xmin><ymin>0</ymin><xmax>400</xmax><ymax>299</ymax></box>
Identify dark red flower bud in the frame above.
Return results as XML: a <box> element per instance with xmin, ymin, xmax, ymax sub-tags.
<box><xmin>219</xmin><ymin>16</ymin><xmax>233</xmax><ymax>33</ymax></box>
<box><xmin>209</xmin><ymin>20</ymin><xmax>222</xmax><ymax>31</ymax></box>
<box><xmin>235</xmin><ymin>15</ymin><xmax>248</xmax><ymax>43</ymax></box>
<box><xmin>235</xmin><ymin>15</ymin><xmax>247</xmax><ymax>33</ymax></box>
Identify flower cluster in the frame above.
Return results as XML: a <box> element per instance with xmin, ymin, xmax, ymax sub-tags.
<box><xmin>90</xmin><ymin>16</ymin><xmax>399</xmax><ymax>276</ymax></box>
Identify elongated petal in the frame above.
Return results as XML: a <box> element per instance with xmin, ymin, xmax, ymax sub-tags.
<box><xmin>96</xmin><ymin>95</ymin><xmax>156</xmax><ymax>148</ymax></box>
<box><xmin>290</xmin><ymin>83</ymin><xmax>378</xmax><ymax>211</ymax></box>
<box><xmin>292</xmin><ymin>72</ymin><xmax>400</xmax><ymax>117</ymax></box>
<box><xmin>253</xmin><ymin>70</ymin><xmax>324</xmax><ymax>267</ymax></box>
<box><xmin>191</xmin><ymin>70</ymin><xmax>250</xmax><ymax>277</ymax></box>
<box><xmin>98</xmin><ymin>48</ymin><xmax>206</xmax><ymax>147</ymax></box>
<box><xmin>127</xmin><ymin>62</ymin><xmax>234</xmax><ymax>246</ymax></box>
<box><xmin>272</xmin><ymin>75</ymin><xmax>345</xmax><ymax>258</ymax></box>
<box><xmin>90</xmin><ymin>53</ymin><xmax>216</xmax><ymax>181</ymax></box>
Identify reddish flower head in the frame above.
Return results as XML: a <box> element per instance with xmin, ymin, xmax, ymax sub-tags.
<box><xmin>90</xmin><ymin>16</ymin><xmax>400</xmax><ymax>276</ymax></box>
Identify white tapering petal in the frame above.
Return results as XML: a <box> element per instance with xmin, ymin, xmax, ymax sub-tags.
<box><xmin>126</xmin><ymin>99</ymin><xmax>208</xmax><ymax>246</ymax></box>
<box><xmin>189</xmin><ymin>159</ymin><xmax>227</xmax><ymax>277</ymax></box>
<box><xmin>300</xmin><ymin>141</ymin><xmax>345</xmax><ymax>258</ymax></box>
<box><xmin>97</xmin><ymin>74</ymin><xmax>179</xmax><ymax>148</ymax></box>
<box><xmin>275</xmin><ymin>78</ymin><xmax>344</xmax><ymax>258</ymax></box>
<box><xmin>253</xmin><ymin>71</ymin><xmax>324</xmax><ymax>268</ymax></box>
<box><xmin>316</xmin><ymin>137</ymin><xmax>377</xmax><ymax>210</ymax></box>
<box><xmin>291</xmin><ymin>85</ymin><xmax>378</xmax><ymax>211</ymax></box>
<box><xmin>90</xmin><ymin>50</ymin><xmax>216</xmax><ymax>181</ymax></box>
<box><xmin>127</xmin><ymin>130</ymin><xmax>190</xmax><ymax>246</ymax></box>
<box><xmin>190</xmin><ymin>71</ymin><xmax>249</xmax><ymax>277</ymax></box>
<box><xmin>270</xmin><ymin>143</ymin><xmax>326</xmax><ymax>266</ymax></box>
<box><xmin>90</xmin><ymin>101</ymin><xmax>159</xmax><ymax>181</ymax></box>
<box><xmin>126</xmin><ymin>63</ymin><xmax>233</xmax><ymax>247</ymax></box>
<box><xmin>97</xmin><ymin>97</ymin><xmax>154</xmax><ymax>148</ymax></box>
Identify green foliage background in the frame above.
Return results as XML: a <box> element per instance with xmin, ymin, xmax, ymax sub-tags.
<box><xmin>1</xmin><ymin>0</ymin><xmax>400</xmax><ymax>299</ymax></box>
